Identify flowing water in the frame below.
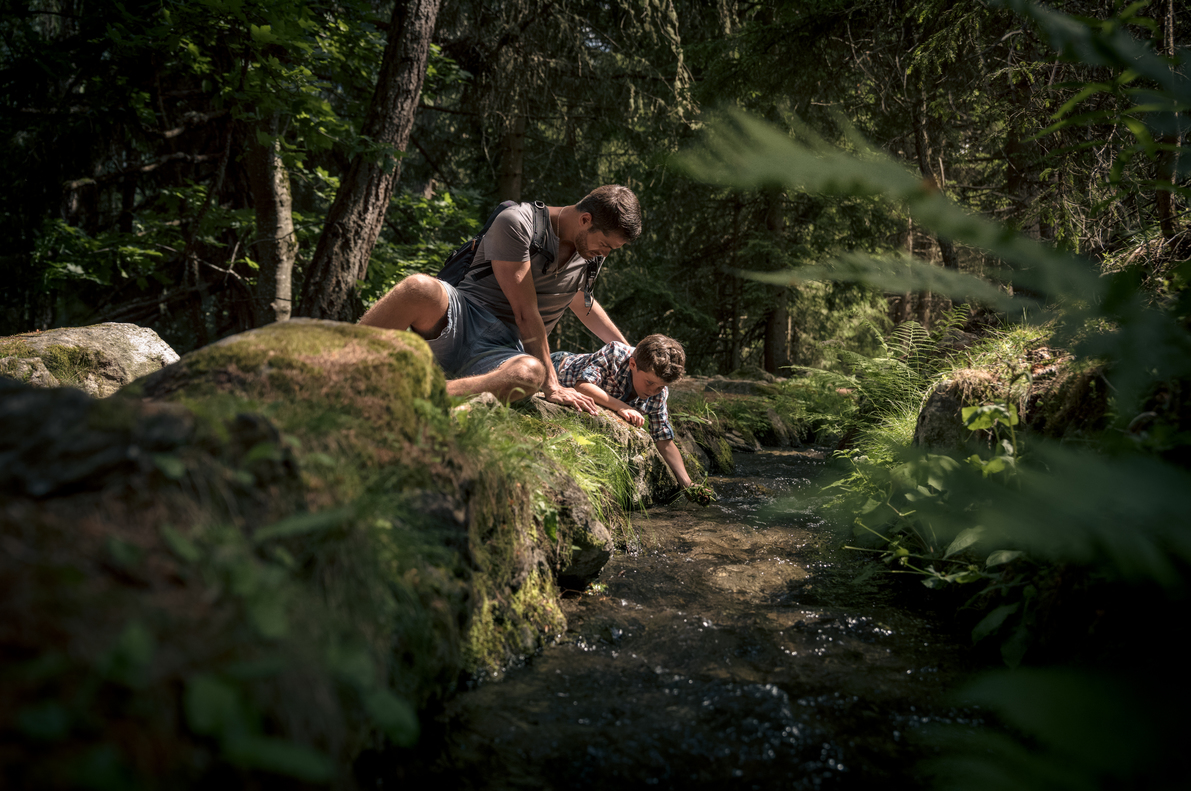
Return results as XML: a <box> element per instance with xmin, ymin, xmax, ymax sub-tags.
<box><xmin>369</xmin><ymin>448</ymin><xmax>983</xmax><ymax>789</ymax></box>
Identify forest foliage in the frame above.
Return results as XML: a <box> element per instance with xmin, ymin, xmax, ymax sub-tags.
<box><xmin>9</xmin><ymin>0</ymin><xmax>1182</xmax><ymax>372</ymax></box>
<box><xmin>2</xmin><ymin>0</ymin><xmax>1190</xmax><ymax>787</ymax></box>
<box><xmin>670</xmin><ymin>3</ymin><xmax>1187</xmax><ymax>786</ymax></box>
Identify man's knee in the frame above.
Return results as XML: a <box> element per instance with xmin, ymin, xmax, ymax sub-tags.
<box><xmin>503</xmin><ymin>356</ymin><xmax>546</xmax><ymax>401</ymax></box>
<box><xmin>360</xmin><ymin>273</ymin><xmax>447</xmax><ymax>333</ymax></box>
<box><xmin>391</xmin><ymin>273</ymin><xmax>446</xmax><ymax>314</ymax></box>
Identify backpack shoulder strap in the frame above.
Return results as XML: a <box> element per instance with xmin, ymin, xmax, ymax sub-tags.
<box><xmin>528</xmin><ymin>200</ymin><xmax>556</xmax><ymax>270</ymax></box>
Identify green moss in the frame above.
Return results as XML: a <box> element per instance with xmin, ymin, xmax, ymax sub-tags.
<box><xmin>142</xmin><ymin>321</ymin><xmax>448</xmax><ymax>455</ymax></box>
<box><xmin>464</xmin><ymin>569</ymin><xmax>566</xmax><ymax>676</ymax></box>
<box><xmin>84</xmin><ymin>393</ymin><xmax>141</xmax><ymax>433</ymax></box>
<box><xmin>0</xmin><ymin>339</ymin><xmax>97</xmax><ymax>387</ymax></box>
<box><xmin>0</xmin><ymin>356</ymin><xmax>36</xmax><ymax>383</ymax></box>
<box><xmin>711</xmin><ymin>436</ymin><xmax>734</xmax><ymax>473</ymax></box>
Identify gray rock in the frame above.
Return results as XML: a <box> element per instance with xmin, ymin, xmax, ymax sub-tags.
<box><xmin>676</xmin><ymin>430</ymin><xmax>711</xmax><ymax>475</ymax></box>
<box><xmin>1</xmin><ymin>322</ymin><xmax>179</xmax><ymax>397</ymax></box>
<box><xmin>0</xmin><ymin>357</ymin><xmax>60</xmax><ymax>388</ymax></box>
<box><xmin>913</xmin><ymin>372</ymin><xmax>1005</xmax><ymax>451</ymax></box>
<box><xmin>913</xmin><ymin>383</ymin><xmax>968</xmax><ymax>450</ymax></box>
<box><xmin>723</xmin><ymin>428</ymin><xmax>761</xmax><ymax>453</ymax></box>
<box><xmin>757</xmin><ymin>407</ymin><xmax>797</xmax><ymax>448</ymax></box>
<box><xmin>553</xmin><ymin>476</ymin><xmax>614</xmax><ymax>588</ymax></box>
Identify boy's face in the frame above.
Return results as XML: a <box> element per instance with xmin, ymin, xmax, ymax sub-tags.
<box><xmin>628</xmin><ymin>357</ymin><xmax>668</xmax><ymax>398</ymax></box>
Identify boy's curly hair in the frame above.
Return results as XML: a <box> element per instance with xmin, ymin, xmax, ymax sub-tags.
<box><xmin>633</xmin><ymin>334</ymin><xmax>685</xmax><ymax>383</ymax></box>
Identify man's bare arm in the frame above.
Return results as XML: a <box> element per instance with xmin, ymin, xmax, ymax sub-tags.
<box><xmin>491</xmin><ymin>259</ymin><xmax>597</xmax><ymax>413</ymax></box>
<box><xmin>569</xmin><ymin>291</ymin><xmax>628</xmax><ymax>345</ymax></box>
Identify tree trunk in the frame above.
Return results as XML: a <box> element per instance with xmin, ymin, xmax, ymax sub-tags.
<box><xmin>761</xmin><ymin>188</ymin><xmax>790</xmax><ymax>374</ymax></box>
<box><xmin>891</xmin><ymin>217</ymin><xmax>914</xmax><ymax>324</ymax></box>
<box><xmin>912</xmin><ymin>100</ymin><xmax>959</xmax><ymax>270</ymax></box>
<box><xmin>1156</xmin><ymin>0</ymin><xmax>1178</xmax><ymax>243</ymax></box>
<box><xmin>245</xmin><ymin>115</ymin><xmax>297</xmax><ymax>325</ymax></box>
<box><xmin>297</xmin><ymin>0</ymin><xmax>442</xmax><ymax>320</ymax></box>
<box><xmin>763</xmin><ymin>294</ymin><xmax>790</xmax><ymax>374</ymax></box>
<box><xmin>496</xmin><ymin>113</ymin><xmax>526</xmax><ymax>203</ymax></box>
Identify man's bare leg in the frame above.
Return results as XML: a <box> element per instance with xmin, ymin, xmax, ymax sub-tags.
<box><xmin>362</xmin><ymin>275</ymin><xmax>543</xmax><ymax>403</ymax></box>
<box><xmin>359</xmin><ymin>274</ymin><xmax>449</xmax><ymax>338</ymax></box>
<box><xmin>447</xmin><ymin>355</ymin><xmax>545</xmax><ymax>403</ymax></box>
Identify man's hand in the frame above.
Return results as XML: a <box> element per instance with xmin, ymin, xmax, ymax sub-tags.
<box><xmin>616</xmin><ymin>407</ymin><xmax>645</xmax><ymax>428</ymax></box>
<box><xmin>543</xmin><ymin>382</ymin><xmax>598</xmax><ymax>413</ymax></box>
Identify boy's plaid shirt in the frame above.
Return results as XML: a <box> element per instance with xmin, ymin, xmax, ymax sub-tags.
<box><xmin>555</xmin><ymin>342</ymin><xmax>675</xmax><ymax>442</ymax></box>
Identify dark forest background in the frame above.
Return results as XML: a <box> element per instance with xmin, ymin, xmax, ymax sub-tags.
<box><xmin>1</xmin><ymin>0</ymin><xmax>1186</xmax><ymax>374</ymax></box>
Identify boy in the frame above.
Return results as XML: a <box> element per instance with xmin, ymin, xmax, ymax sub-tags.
<box><xmin>551</xmin><ymin>334</ymin><xmax>695</xmax><ymax>492</ymax></box>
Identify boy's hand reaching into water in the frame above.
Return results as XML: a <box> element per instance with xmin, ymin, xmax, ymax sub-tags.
<box><xmin>683</xmin><ymin>481</ymin><xmax>717</xmax><ymax>507</ymax></box>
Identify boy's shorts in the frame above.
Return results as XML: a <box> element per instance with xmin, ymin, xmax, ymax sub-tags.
<box><xmin>425</xmin><ymin>282</ymin><xmax>527</xmax><ymax>379</ymax></box>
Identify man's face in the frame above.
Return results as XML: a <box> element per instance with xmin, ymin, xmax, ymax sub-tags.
<box><xmin>575</xmin><ymin>214</ymin><xmax>628</xmax><ymax>260</ymax></box>
<box><xmin>628</xmin><ymin>357</ymin><xmax>667</xmax><ymax>398</ymax></box>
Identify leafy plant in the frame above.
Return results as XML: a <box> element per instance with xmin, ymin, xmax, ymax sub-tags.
<box><xmin>683</xmin><ymin>481</ymin><xmax>717</xmax><ymax>506</ymax></box>
<box><xmin>679</xmin><ymin>0</ymin><xmax>1191</xmax><ymax>783</ymax></box>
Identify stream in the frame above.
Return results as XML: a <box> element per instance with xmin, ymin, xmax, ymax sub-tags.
<box><xmin>367</xmin><ymin>447</ymin><xmax>983</xmax><ymax>789</ymax></box>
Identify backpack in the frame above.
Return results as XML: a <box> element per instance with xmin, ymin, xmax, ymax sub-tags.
<box><xmin>435</xmin><ymin>200</ymin><xmax>554</xmax><ymax>286</ymax></box>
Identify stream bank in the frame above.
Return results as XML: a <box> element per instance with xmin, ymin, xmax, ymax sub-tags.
<box><xmin>363</xmin><ymin>447</ymin><xmax>983</xmax><ymax>789</ymax></box>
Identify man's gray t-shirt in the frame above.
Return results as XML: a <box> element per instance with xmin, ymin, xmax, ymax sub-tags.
<box><xmin>457</xmin><ymin>202</ymin><xmax>588</xmax><ymax>335</ymax></box>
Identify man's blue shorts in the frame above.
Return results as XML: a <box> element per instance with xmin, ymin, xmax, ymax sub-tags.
<box><xmin>425</xmin><ymin>281</ymin><xmax>527</xmax><ymax>379</ymax></box>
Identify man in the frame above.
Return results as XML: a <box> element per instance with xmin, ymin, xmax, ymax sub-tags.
<box><xmin>359</xmin><ymin>184</ymin><xmax>641</xmax><ymax>414</ymax></box>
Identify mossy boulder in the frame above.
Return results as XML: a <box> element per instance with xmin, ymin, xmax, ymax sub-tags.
<box><xmin>682</xmin><ymin>421</ymin><xmax>735</xmax><ymax>474</ymax></box>
<box><xmin>515</xmin><ymin>394</ymin><xmax>678</xmax><ymax>506</ymax></box>
<box><xmin>913</xmin><ymin>369</ymin><xmax>1011</xmax><ymax>451</ymax></box>
<box><xmin>1022</xmin><ymin>355</ymin><xmax>1110</xmax><ymax>441</ymax></box>
<box><xmin>0</xmin><ymin>322</ymin><xmax>179</xmax><ymax>397</ymax></box>
<box><xmin>0</xmin><ymin>319</ymin><xmax>579</xmax><ymax>788</ymax></box>
<box><xmin>0</xmin><ymin>377</ymin><xmax>372</xmax><ymax>789</ymax></box>
<box><xmin>128</xmin><ymin>318</ymin><xmax>446</xmax><ymax>452</ymax></box>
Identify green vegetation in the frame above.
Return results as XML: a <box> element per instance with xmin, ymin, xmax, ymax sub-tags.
<box><xmin>673</xmin><ymin>2</ymin><xmax>1190</xmax><ymax>786</ymax></box>
<box><xmin>3</xmin><ymin>0</ymin><xmax>1190</xmax><ymax>787</ymax></box>
<box><xmin>0</xmin><ymin>322</ymin><xmax>659</xmax><ymax>787</ymax></box>
<box><xmin>0</xmin><ymin>338</ymin><xmax>99</xmax><ymax>388</ymax></box>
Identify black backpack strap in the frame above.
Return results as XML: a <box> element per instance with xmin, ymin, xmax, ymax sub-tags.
<box><xmin>581</xmin><ymin>255</ymin><xmax>605</xmax><ymax>314</ymax></box>
<box><xmin>528</xmin><ymin>200</ymin><xmax>556</xmax><ymax>271</ymax></box>
<box><xmin>470</xmin><ymin>200</ymin><xmax>555</xmax><ymax>282</ymax></box>
<box><xmin>437</xmin><ymin>200</ymin><xmax>518</xmax><ymax>285</ymax></box>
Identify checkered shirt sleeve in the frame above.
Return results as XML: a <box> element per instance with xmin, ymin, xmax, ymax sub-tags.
<box><xmin>556</xmin><ymin>342</ymin><xmax>675</xmax><ymax>442</ymax></box>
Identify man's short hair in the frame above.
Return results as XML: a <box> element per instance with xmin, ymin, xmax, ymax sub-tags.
<box><xmin>634</xmin><ymin>334</ymin><xmax>685</xmax><ymax>383</ymax></box>
<box><xmin>577</xmin><ymin>185</ymin><xmax>642</xmax><ymax>242</ymax></box>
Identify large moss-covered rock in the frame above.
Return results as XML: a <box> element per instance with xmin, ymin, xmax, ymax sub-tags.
<box><xmin>1022</xmin><ymin>354</ymin><xmax>1110</xmax><ymax>441</ymax></box>
<box><xmin>0</xmin><ymin>320</ymin><xmax>580</xmax><ymax>789</ymax></box>
<box><xmin>0</xmin><ymin>378</ymin><xmax>365</xmax><ymax>789</ymax></box>
<box><xmin>129</xmin><ymin>318</ymin><xmax>446</xmax><ymax>450</ymax></box>
<box><xmin>913</xmin><ymin>369</ymin><xmax>1010</xmax><ymax>451</ymax></box>
<box><xmin>515</xmin><ymin>394</ymin><xmax>678</xmax><ymax>507</ymax></box>
<box><xmin>0</xmin><ymin>322</ymin><xmax>179</xmax><ymax>397</ymax></box>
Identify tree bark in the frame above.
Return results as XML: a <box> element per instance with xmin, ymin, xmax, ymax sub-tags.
<box><xmin>912</xmin><ymin>99</ymin><xmax>959</xmax><ymax>270</ymax></box>
<box><xmin>496</xmin><ymin>113</ymin><xmax>527</xmax><ymax>203</ymax></box>
<box><xmin>1156</xmin><ymin>0</ymin><xmax>1178</xmax><ymax>243</ymax></box>
<box><xmin>245</xmin><ymin>115</ymin><xmax>297</xmax><ymax>325</ymax></box>
<box><xmin>761</xmin><ymin>189</ymin><xmax>791</xmax><ymax>374</ymax></box>
<box><xmin>297</xmin><ymin>0</ymin><xmax>442</xmax><ymax>320</ymax></box>
<box><xmin>763</xmin><ymin>294</ymin><xmax>790</xmax><ymax>374</ymax></box>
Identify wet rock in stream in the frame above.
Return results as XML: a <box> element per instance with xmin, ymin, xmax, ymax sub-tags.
<box><xmin>363</xmin><ymin>448</ymin><xmax>983</xmax><ymax>790</ymax></box>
